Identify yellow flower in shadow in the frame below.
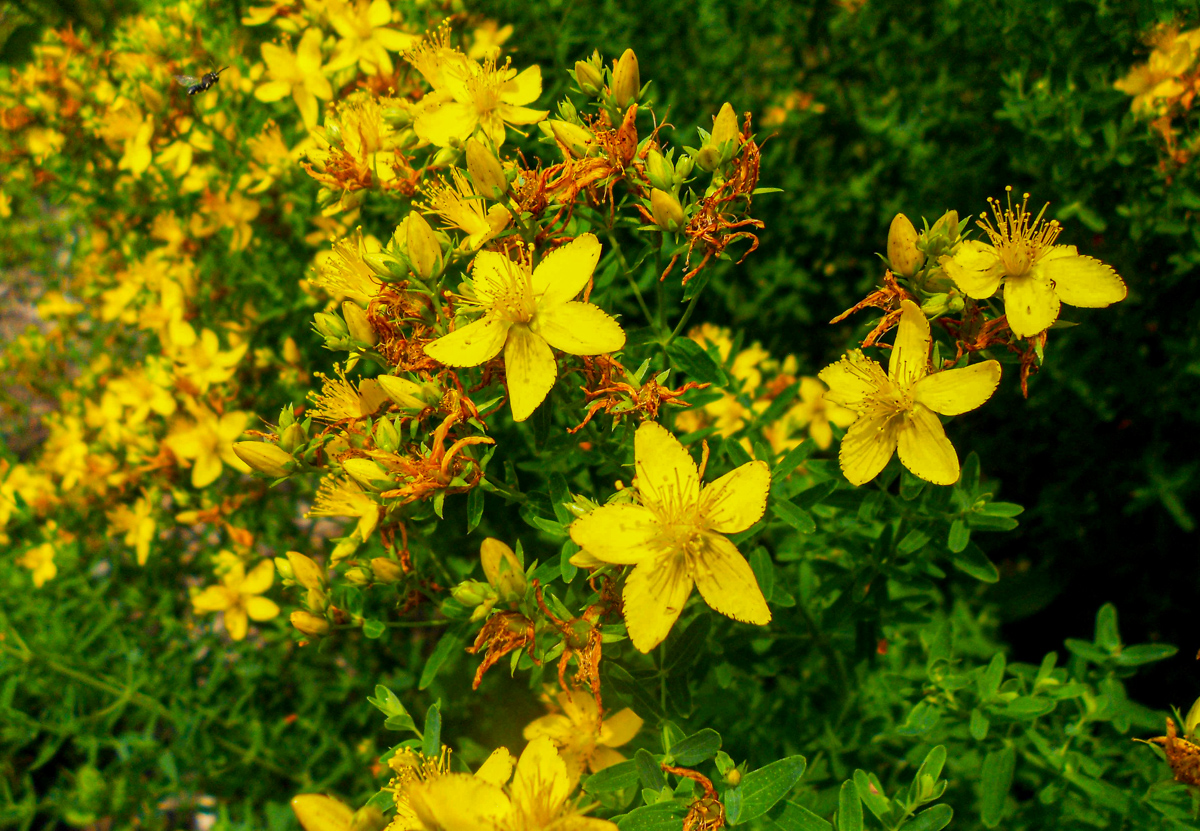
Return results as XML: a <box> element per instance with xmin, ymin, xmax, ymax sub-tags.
<box><xmin>524</xmin><ymin>688</ymin><xmax>643</xmax><ymax>784</ymax></box>
<box><xmin>191</xmin><ymin>557</ymin><xmax>280</xmax><ymax>640</ymax></box>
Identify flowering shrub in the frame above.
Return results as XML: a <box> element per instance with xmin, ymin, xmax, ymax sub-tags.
<box><xmin>1</xmin><ymin>1</ymin><xmax>1197</xmax><ymax>830</ymax></box>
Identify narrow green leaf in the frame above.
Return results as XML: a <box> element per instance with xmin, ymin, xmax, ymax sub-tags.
<box><xmin>772</xmin><ymin>500</ymin><xmax>816</xmax><ymax>534</ymax></box>
<box><xmin>749</xmin><ymin>547</ymin><xmax>776</xmax><ymax>602</ymax></box>
<box><xmin>668</xmin><ymin>729</ymin><xmax>722</xmax><ymax>766</ymax></box>
<box><xmin>666</xmin><ymin>338</ymin><xmax>722</xmax><ymax>384</ymax></box>
<box><xmin>951</xmin><ymin>543</ymin><xmax>999</xmax><ymax>583</ymax></box>
<box><xmin>421</xmin><ymin>702</ymin><xmax>441</xmax><ymax>758</ymax></box>
<box><xmin>903</xmin><ymin>804</ymin><xmax>953</xmax><ymax>831</ymax></box>
<box><xmin>836</xmin><ymin>780</ymin><xmax>862</xmax><ymax>831</ymax></box>
<box><xmin>616</xmin><ymin>801</ymin><xmax>687</xmax><ymax>831</ymax></box>
<box><xmin>419</xmin><ymin>629</ymin><xmax>463</xmax><ymax>690</ymax></box>
<box><xmin>772</xmin><ymin>801</ymin><xmax>832</xmax><ymax>831</ymax></box>
<box><xmin>467</xmin><ymin>486</ymin><xmax>484</xmax><ymax>533</ymax></box>
<box><xmin>1113</xmin><ymin>643</ymin><xmax>1178</xmax><ymax>666</ymax></box>
<box><xmin>1094</xmin><ymin>603</ymin><xmax>1121</xmax><ymax>652</ymax></box>
<box><xmin>772</xmin><ymin>439</ymin><xmax>814</xmax><ymax>482</ymax></box>
<box><xmin>980</xmin><ymin>746</ymin><xmax>1015</xmax><ymax>828</ymax></box>
<box><xmin>947</xmin><ymin>519</ymin><xmax>970</xmax><ymax>553</ymax></box>
<box><xmin>734</xmin><ymin>756</ymin><xmax>807</xmax><ymax>824</ymax></box>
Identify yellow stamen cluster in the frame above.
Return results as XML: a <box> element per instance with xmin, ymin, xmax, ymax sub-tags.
<box><xmin>977</xmin><ymin>187</ymin><xmax>1061</xmax><ymax>279</ymax></box>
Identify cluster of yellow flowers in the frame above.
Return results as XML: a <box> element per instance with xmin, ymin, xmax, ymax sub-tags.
<box><xmin>1114</xmin><ymin>24</ymin><xmax>1200</xmax><ymax>162</ymax></box>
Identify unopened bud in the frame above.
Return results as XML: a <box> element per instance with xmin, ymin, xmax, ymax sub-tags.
<box><xmin>922</xmin><ymin>209</ymin><xmax>961</xmax><ymax>259</ymax></box>
<box><xmin>345</xmin><ymin>566</ymin><xmax>371</xmax><ymax>586</ymax></box>
<box><xmin>279</xmin><ymin>422</ymin><xmax>306</xmax><ymax>453</ymax></box>
<box><xmin>342</xmin><ymin>301</ymin><xmax>378</xmax><ymax>346</ymax></box>
<box><xmin>612</xmin><ymin>49</ymin><xmax>640</xmax><ymax>108</ymax></box>
<box><xmin>405</xmin><ymin>212</ymin><xmax>442</xmax><ymax>282</ymax></box>
<box><xmin>371</xmin><ymin>557</ymin><xmax>404</xmax><ymax>583</ymax></box>
<box><xmin>723</xmin><ymin>768</ymin><xmax>742</xmax><ymax>787</ymax></box>
<box><xmin>350</xmin><ymin>806</ymin><xmax>388</xmax><ymax>831</ymax></box>
<box><xmin>313</xmin><ymin>312</ymin><xmax>351</xmax><ymax>348</ymax></box>
<box><xmin>695</xmin><ymin>145</ymin><xmax>721</xmax><ymax>173</ymax></box>
<box><xmin>374</xmin><ymin>417</ymin><xmax>400</xmax><ymax>452</ymax></box>
<box><xmin>430</xmin><ymin>146</ymin><xmax>459</xmax><ymax>168</ymax></box>
<box><xmin>286</xmin><ymin>551</ymin><xmax>325</xmax><ymax>591</ymax></box>
<box><xmin>331</xmin><ymin>536</ymin><xmax>359</xmax><ymax>562</ymax></box>
<box><xmin>466</xmin><ymin>137</ymin><xmax>507</xmax><ymax>200</ymax></box>
<box><xmin>710</xmin><ymin>102</ymin><xmax>739</xmax><ymax>153</ymax></box>
<box><xmin>343</xmin><ymin>458</ymin><xmax>393</xmax><ymax>491</ymax></box>
<box><xmin>305</xmin><ymin>586</ymin><xmax>328</xmax><ymax>612</ymax></box>
<box><xmin>289</xmin><ymin>611</ymin><xmax>330</xmax><ymax>638</ymax></box>
<box><xmin>377</xmin><ymin>374</ymin><xmax>427</xmax><ymax>410</ymax></box>
<box><xmin>887</xmin><ymin>213</ymin><xmax>925</xmax><ymax>278</ymax></box>
<box><xmin>363</xmin><ymin>250</ymin><xmax>409</xmax><ymax>281</ymax></box>
<box><xmin>233</xmin><ymin>441</ymin><xmax>294</xmax><ymax>477</ymax></box>
<box><xmin>646</xmin><ymin>148</ymin><xmax>673</xmax><ymax>191</ymax></box>
<box><xmin>452</xmin><ymin>579</ymin><xmax>492</xmax><ymax>607</ymax></box>
<box><xmin>574</xmin><ymin>59</ymin><xmax>604</xmax><ymax>96</ymax></box>
<box><xmin>274</xmin><ymin>556</ymin><xmax>295</xmax><ymax>581</ymax></box>
<box><xmin>480</xmin><ymin>538</ymin><xmax>527</xmax><ymax>598</ymax></box>
<box><xmin>544</xmin><ymin>120</ymin><xmax>595</xmax><ymax>159</ymax></box>
<box><xmin>650</xmin><ymin>189</ymin><xmax>685</xmax><ymax>233</ymax></box>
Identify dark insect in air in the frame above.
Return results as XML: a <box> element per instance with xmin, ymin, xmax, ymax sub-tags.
<box><xmin>175</xmin><ymin>67</ymin><xmax>228</xmax><ymax>96</ymax></box>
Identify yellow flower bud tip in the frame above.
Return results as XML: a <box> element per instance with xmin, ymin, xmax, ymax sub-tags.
<box><xmin>546</xmin><ymin>119</ymin><xmax>595</xmax><ymax>159</ymax></box>
<box><xmin>233</xmin><ymin>441</ymin><xmax>295</xmax><ymax>478</ymax></box>
<box><xmin>650</xmin><ymin>188</ymin><xmax>685</xmax><ymax>232</ymax></box>
<box><xmin>465</xmin><ymin>137</ymin><xmax>508</xmax><ymax>200</ymax></box>
<box><xmin>313</xmin><ymin>312</ymin><xmax>349</xmax><ymax>341</ymax></box>
<box><xmin>711</xmin><ymin>102</ymin><xmax>740</xmax><ymax>149</ymax></box>
<box><xmin>377</xmin><ymin>374</ymin><xmax>428</xmax><ymax>410</ymax></box>
<box><xmin>887</xmin><ymin>213</ymin><xmax>925</xmax><ymax>278</ymax></box>
<box><xmin>723</xmin><ymin>768</ymin><xmax>742</xmax><ymax>787</ymax></box>
<box><xmin>451</xmin><ymin>579</ymin><xmax>494</xmax><ymax>607</ymax></box>
<box><xmin>274</xmin><ymin>556</ymin><xmax>295</xmax><ymax>581</ymax></box>
<box><xmin>289</xmin><ymin>611</ymin><xmax>331</xmax><ymax>638</ymax></box>
<box><xmin>370</xmin><ymin>557</ymin><xmax>404</xmax><ymax>583</ymax></box>
<box><xmin>286</xmin><ymin>550</ymin><xmax>326</xmax><ymax>591</ymax></box>
<box><xmin>612</xmin><ymin>48</ymin><xmax>641</xmax><ymax>108</ymax></box>
<box><xmin>646</xmin><ymin>148</ymin><xmax>674</xmax><ymax>190</ymax></box>
<box><xmin>404</xmin><ymin>211</ymin><xmax>443</xmax><ymax>282</ymax></box>
<box><xmin>343</xmin><ymin>458</ymin><xmax>393</xmax><ymax>491</ymax></box>
<box><xmin>279</xmin><ymin>422</ymin><xmax>306</xmax><ymax>453</ymax></box>
<box><xmin>341</xmin><ymin>301</ymin><xmax>379</xmax><ymax>346</ymax></box>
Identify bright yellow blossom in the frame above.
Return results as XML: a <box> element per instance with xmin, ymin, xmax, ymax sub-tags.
<box><xmin>167</xmin><ymin>324</ymin><xmax>249</xmax><ymax>394</ymax></box>
<box><xmin>19</xmin><ymin>542</ymin><xmax>58</xmax><ymax>587</ymax></box>
<box><xmin>255</xmin><ymin>29</ymin><xmax>334</xmax><ymax>128</ymax></box>
<box><xmin>308</xmin><ymin>369</ymin><xmax>392</xmax><ymax>421</ymax></box>
<box><xmin>775</xmin><ymin>376</ymin><xmax>857</xmax><ymax>451</ymax></box>
<box><xmin>1114</xmin><ymin>27</ymin><xmax>1200</xmax><ymax>116</ymax></box>
<box><xmin>570</xmin><ymin>421</ymin><xmax>771</xmax><ymax>653</ymax></box>
<box><xmin>406</xmin><ymin>32</ymin><xmax>547</xmax><ymax>147</ymax></box>
<box><xmin>191</xmin><ymin>557</ymin><xmax>280</xmax><ymax>641</ymax></box>
<box><xmin>107</xmin><ymin>493</ymin><xmax>157</xmax><ymax>565</ymax></box>
<box><xmin>938</xmin><ymin>190</ymin><xmax>1127</xmax><ymax>338</ymax></box>
<box><xmin>313</xmin><ymin>230</ymin><xmax>384</xmax><ymax>304</ymax></box>
<box><xmin>325</xmin><ymin>0</ymin><xmax>419</xmax><ymax>76</ymax></box>
<box><xmin>819</xmin><ymin>300</ymin><xmax>1001</xmax><ymax>486</ymax></box>
<box><xmin>307</xmin><ymin>476</ymin><xmax>380</xmax><ymax>542</ymax></box>
<box><xmin>424</xmin><ymin>234</ymin><xmax>625</xmax><ymax>422</ymax></box>
<box><xmin>420</xmin><ymin>167</ymin><xmax>511</xmax><ymax>251</ymax></box>
<box><xmin>165</xmin><ymin>402</ymin><xmax>251</xmax><ymax>488</ymax></box>
<box><xmin>468</xmin><ymin>21</ymin><xmax>514</xmax><ymax>61</ymax></box>
<box><xmin>523</xmin><ymin>689</ymin><xmax>643</xmax><ymax>784</ymax></box>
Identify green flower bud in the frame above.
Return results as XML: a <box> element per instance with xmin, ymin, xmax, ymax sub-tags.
<box><xmin>350</xmin><ymin>806</ymin><xmax>388</xmax><ymax>831</ymax></box>
<box><xmin>363</xmin><ymin>250</ymin><xmax>409</xmax><ymax>281</ymax></box>
<box><xmin>887</xmin><ymin>213</ymin><xmax>925</xmax><ymax>278</ymax></box>
<box><xmin>374</xmin><ymin>417</ymin><xmax>400</xmax><ymax>453</ymax></box>
<box><xmin>370</xmin><ymin>557</ymin><xmax>404</xmax><ymax>583</ymax></box>
<box><xmin>674</xmin><ymin>154</ymin><xmax>694</xmax><ymax>181</ymax></box>
<box><xmin>233</xmin><ymin>441</ymin><xmax>294</xmax><ymax>478</ymax></box>
<box><xmin>710</xmin><ymin>102</ymin><xmax>740</xmax><ymax>154</ymax></box>
<box><xmin>544</xmin><ymin>120</ymin><xmax>595</xmax><ymax>159</ymax></box>
<box><xmin>650</xmin><ymin>188</ymin><xmax>685</xmax><ymax>233</ymax></box>
<box><xmin>480</xmin><ymin>538</ymin><xmax>527</xmax><ymax>599</ymax></box>
<box><xmin>452</xmin><ymin>579</ymin><xmax>493</xmax><ymax>607</ymax></box>
<box><xmin>313</xmin><ymin>312</ymin><xmax>351</xmax><ymax>349</ymax></box>
<box><xmin>695</xmin><ymin>144</ymin><xmax>721</xmax><ymax>173</ymax></box>
<box><xmin>345</xmin><ymin>567</ymin><xmax>371</xmax><ymax>586</ymax></box>
<box><xmin>331</xmin><ymin>537</ymin><xmax>360</xmax><ymax>563</ymax></box>
<box><xmin>279</xmin><ymin>422</ymin><xmax>306</xmax><ymax>453</ymax></box>
<box><xmin>574</xmin><ymin>58</ymin><xmax>604</xmax><ymax>96</ymax></box>
<box><xmin>646</xmin><ymin>148</ymin><xmax>674</xmax><ymax>191</ymax></box>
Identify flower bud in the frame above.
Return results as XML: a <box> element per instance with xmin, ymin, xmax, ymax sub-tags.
<box><xmin>289</xmin><ymin>611</ymin><xmax>330</xmax><ymax>638</ymax></box>
<box><xmin>279</xmin><ymin>422</ymin><xmax>306</xmax><ymax>453</ymax></box>
<box><xmin>430</xmin><ymin>146</ymin><xmax>459</xmax><ymax>168</ymax></box>
<box><xmin>341</xmin><ymin>301</ymin><xmax>378</xmax><ymax>346</ymax></box>
<box><xmin>331</xmin><ymin>536</ymin><xmax>359</xmax><ymax>562</ymax></box>
<box><xmin>723</xmin><ymin>767</ymin><xmax>742</xmax><ymax>787</ymax></box>
<box><xmin>233</xmin><ymin>441</ymin><xmax>294</xmax><ymax>477</ymax></box>
<box><xmin>452</xmin><ymin>579</ymin><xmax>493</xmax><ymax>607</ymax></box>
<box><xmin>313</xmin><ymin>312</ymin><xmax>351</xmax><ymax>349</ymax></box>
<box><xmin>344</xmin><ymin>458</ymin><xmax>393</xmax><ymax>491</ymax></box>
<box><xmin>371</xmin><ymin>557</ymin><xmax>404</xmax><ymax>583</ymax></box>
<box><xmin>465</xmin><ymin>137</ymin><xmax>507</xmax><ymax>200</ymax></box>
<box><xmin>887</xmin><ymin>213</ymin><xmax>925</xmax><ymax>278</ymax></box>
<box><xmin>286</xmin><ymin>550</ymin><xmax>325</xmax><ymax>591</ymax></box>
<box><xmin>363</xmin><ymin>250</ymin><xmax>409</xmax><ymax>281</ymax></box>
<box><xmin>279</xmin><ymin>405</ymin><xmax>296</xmax><ymax>428</ymax></box>
<box><xmin>305</xmin><ymin>586</ymin><xmax>328</xmax><ymax>612</ymax></box>
<box><xmin>646</xmin><ymin>148</ymin><xmax>674</xmax><ymax>191</ymax></box>
<box><xmin>350</xmin><ymin>806</ymin><xmax>388</xmax><ymax>831</ymax></box>
<box><xmin>711</xmin><ymin>102</ymin><xmax>740</xmax><ymax>152</ymax></box>
<box><xmin>612</xmin><ymin>49</ymin><xmax>641</xmax><ymax>108</ymax></box>
<box><xmin>274</xmin><ymin>556</ymin><xmax>294</xmax><ymax>581</ymax></box>
<box><xmin>405</xmin><ymin>212</ymin><xmax>442</xmax><ymax>282</ymax></box>
<box><xmin>695</xmin><ymin>145</ymin><xmax>721</xmax><ymax>173</ymax></box>
<box><xmin>345</xmin><ymin>567</ymin><xmax>372</xmax><ymax>586</ymax></box>
<box><xmin>374</xmin><ymin>417</ymin><xmax>400</xmax><ymax>452</ymax></box>
<box><xmin>480</xmin><ymin>538</ymin><xmax>527</xmax><ymax>598</ymax></box>
<box><xmin>650</xmin><ymin>189</ymin><xmax>685</xmax><ymax>233</ymax></box>
<box><xmin>574</xmin><ymin>59</ymin><xmax>604</xmax><ymax>96</ymax></box>
<box><xmin>544</xmin><ymin>120</ymin><xmax>595</xmax><ymax>159</ymax></box>
<box><xmin>376</xmin><ymin>374</ymin><xmax>427</xmax><ymax>410</ymax></box>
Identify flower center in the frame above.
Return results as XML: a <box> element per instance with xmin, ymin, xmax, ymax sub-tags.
<box><xmin>977</xmin><ymin>187</ymin><xmax>1062</xmax><ymax>279</ymax></box>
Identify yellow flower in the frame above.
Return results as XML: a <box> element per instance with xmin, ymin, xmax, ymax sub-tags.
<box><xmin>819</xmin><ymin>300</ymin><xmax>1001</xmax><ymax>486</ymax></box>
<box><xmin>938</xmin><ymin>190</ymin><xmax>1127</xmax><ymax>338</ymax></box>
<box><xmin>420</xmin><ymin>167</ymin><xmax>511</xmax><ymax>251</ymax></box>
<box><xmin>255</xmin><ymin>29</ymin><xmax>334</xmax><ymax>128</ymax></box>
<box><xmin>775</xmin><ymin>376</ymin><xmax>857</xmax><ymax>451</ymax></box>
<box><xmin>424</xmin><ymin>234</ymin><xmax>625</xmax><ymax>422</ymax></box>
<box><xmin>524</xmin><ymin>689</ymin><xmax>643</xmax><ymax>784</ymax></box>
<box><xmin>306</xmin><ymin>476</ymin><xmax>380</xmax><ymax>542</ymax></box>
<box><xmin>569</xmin><ymin>421</ymin><xmax>771</xmax><ymax>653</ymax></box>
<box><xmin>165</xmin><ymin>402</ymin><xmax>251</xmax><ymax>488</ymax></box>
<box><xmin>19</xmin><ymin>542</ymin><xmax>58</xmax><ymax>588</ymax></box>
<box><xmin>1114</xmin><ymin>27</ymin><xmax>1200</xmax><ymax>116</ymax></box>
<box><xmin>313</xmin><ymin>229</ymin><xmax>384</xmax><ymax>305</ymax></box>
<box><xmin>106</xmin><ymin>493</ymin><xmax>157</xmax><ymax>565</ymax></box>
<box><xmin>406</xmin><ymin>33</ymin><xmax>547</xmax><ymax>147</ymax></box>
<box><xmin>167</xmin><ymin>323</ymin><xmax>249</xmax><ymax>394</ymax></box>
<box><xmin>308</xmin><ymin>369</ymin><xmax>392</xmax><ymax>421</ymax></box>
<box><xmin>325</xmin><ymin>0</ymin><xmax>419</xmax><ymax>76</ymax></box>
<box><xmin>191</xmin><ymin>557</ymin><xmax>280</xmax><ymax>641</ymax></box>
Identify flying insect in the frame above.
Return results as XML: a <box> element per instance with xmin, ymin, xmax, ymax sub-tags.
<box><xmin>175</xmin><ymin>67</ymin><xmax>228</xmax><ymax>96</ymax></box>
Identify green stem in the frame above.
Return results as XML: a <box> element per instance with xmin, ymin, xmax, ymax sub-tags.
<box><xmin>605</xmin><ymin>230</ymin><xmax>654</xmax><ymax>326</ymax></box>
<box><xmin>664</xmin><ymin>291</ymin><xmax>702</xmax><ymax>348</ymax></box>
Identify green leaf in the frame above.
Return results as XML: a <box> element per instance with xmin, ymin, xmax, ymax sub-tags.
<box><xmin>636</xmin><ymin>748</ymin><xmax>667</xmax><ymax>791</ymax></box>
<box><xmin>977</xmin><ymin>652</ymin><xmax>1005</xmax><ymax>700</ymax></box>
<box><xmin>749</xmin><ymin>547</ymin><xmax>775</xmax><ymax>602</ymax></box>
<box><xmin>771</xmin><ymin>801</ymin><xmax>832</xmax><ymax>831</ymax></box>
<box><xmin>584</xmin><ymin>760</ymin><xmax>640</xmax><ymax>793</ymax></box>
<box><xmin>421</xmin><ymin>702</ymin><xmax>441</xmax><ymax>758</ymax></box>
<box><xmin>666</xmin><ymin>338</ymin><xmax>722</xmax><ymax>385</ymax></box>
<box><xmin>368</xmin><ymin>685</ymin><xmax>408</xmax><ymax>718</ymax></box>
<box><xmin>616</xmin><ymin>802</ymin><xmax>687</xmax><ymax>831</ymax></box>
<box><xmin>665</xmin><ymin>615</ymin><xmax>711</xmax><ymax>673</ymax></box>
<box><xmin>903</xmin><ymin>804</ymin><xmax>953</xmax><ymax>831</ymax></box>
<box><xmin>730</xmin><ymin>756</ymin><xmax>807</xmax><ymax>824</ymax></box>
<box><xmin>772</xmin><ymin>439</ymin><xmax>814</xmax><ymax>482</ymax></box>
<box><xmin>914</xmin><ymin>745</ymin><xmax>947</xmax><ymax>788</ymax></box>
<box><xmin>1113</xmin><ymin>643</ymin><xmax>1178</xmax><ymax>666</ymax></box>
<box><xmin>947</xmin><ymin>519</ymin><xmax>970</xmax><ymax>553</ymax></box>
<box><xmin>998</xmin><ymin>697</ymin><xmax>1056</xmax><ymax>719</ymax></box>
<box><xmin>466</xmin><ymin>486</ymin><xmax>484</xmax><ymax>533</ymax></box>
<box><xmin>668</xmin><ymin>729</ymin><xmax>722</xmax><ymax>766</ymax></box>
<box><xmin>836</xmin><ymin>780</ymin><xmax>862</xmax><ymax>831</ymax></box>
<box><xmin>1094</xmin><ymin>603</ymin><xmax>1121</xmax><ymax>652</ymax></box>
<box><xmin>772</xmin><ymin>500</ymin><xmax>816</xmax><ymax>534</ymax></box>
<box><xmin>419</xmin><ymin>629</ymin><xmax>463</xmax><ymax>690</ymax></box>
<box><xmin>951</xmin><ymin>543</ymin><xmax>999</xmax><ymax>583</ymax></box>
<box><xmin>979</xmin><ymin>746</ymin><xmax>1015</xmax><ymax>828</ymax></box>
<box><xmin>969</xmin><ymin>709</ymin><xmax>990</xmax><ymax>741</ymax></box>
<box><xmin>560</xmin><ymin>540</ymin><xmax>579</xmax><ymax>584</ymax></box>
<box><xmin>362</xmin><ymin>619</ymin><xmax>386</xmax><ymax>639</ymax></box>
<box><xmin>852</xmin><ymin>770</ymin><xmax>889</xmax><ymax>820</ymax></box>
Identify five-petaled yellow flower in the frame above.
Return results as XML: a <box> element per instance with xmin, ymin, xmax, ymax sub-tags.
<box><xmin>404</xmin><ymin>736</ymin><xmax>615</xmax><ymax>831</ymax></box>
<box><xmin>819</xmin><ymin>300</ymin><xmax>1001</xmax><ymax>487</ymax></box>
<box><xmin>569</xmin><ymin>421</ymin><xmax>771</xmax><ymax>653</ymax></box>
<box><xmin>424</xmin><ymin>233</ymin><xmax>625</xmax><ymax>422</ymax></box>
<box><xmin>938</xmin><ymin>189</ymin><xmax>1127</xmax><ymax>338</ymax></box>
<box><xmin>191</xmin><ymin>557</ymin><xmax>281</xmax><ymax>641</ymax></box>
<box><xmin>255</xmin><ymin>29</ymin><xmax>334</xmax><ymax>129</ymax></box>
<box><xmin>524</xmin><ymin>688</ymin><xmax>643</xmax><ymax>784</ymax></box>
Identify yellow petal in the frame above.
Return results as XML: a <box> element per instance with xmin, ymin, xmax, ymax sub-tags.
<box><xmin>425</xmin><ymin>317</ymin><xmax>509</xmax><ymax>367</ymax></box>
<box><xmin>192</xmin><ymin>585</ymin><xmax>234</xmax><ymax>613</ymax></box>
<box><xmin>254</xmin><ymin>80</ymin><xmax>292</xmax><ymax>102</ymax></box>
<box><xmin>470</xmin><ymin>251</ymin><xmax>523</xmax><ymax>306</ymax></box>
<box><xmin>415</xmin><ymin>101</ymin><xmax>477</xmax><ymax>147</ymax></box>
<box><xmin>504</xmin><ymin>325</ymin><xmax>556</xmax><ymax>422</ymax></box>
<box><xmin>498</xmin><ymin>103</ymin><xmax>549</xmax><ymax>126</ymax></box>
<box><xmin>376</xmin><ymin>29</ymin><xmax>418</xmax><ymax>52</ymax></box>
<box><xmin>913</xmin><ymin>360</ymin><xmax>1001</xmax><ymax>416</ymax></box>
<box><xmin>569</xmin><ymin>548</ymin><xmax>605</xmax><ymax>568</ymax></box>
<box><xmin>241</xmin><ymin>559</ymin><xmax>276</xmax><ymax>595</ymax></box>
<box><xmin>623</xmin><ymin>553</ymin><xmax>693</xmax><ymax>653</ymax></box>
<box><xmin>818</xmin><ymin>350</ymin><xmax>890</xmax><ymax>411</ymax></box>
<box><xmin>1039</xmin><ymin>249</ymin><xmax>1127</xmax><ymax>308</ymax></box>
<box><xmin>599</xmin><ymin>708</ymin><xmax>643</xmax><ymax>748</ymax></box>
<box><xmin>700</xmin><ymin>460</ymin><xmax>769</xmax><ymax>533</ymax></box>
<box><xmin>590</xmin><ymin>745</ymin><xmax>627</xmax><ymax>773</ymax></box>
<box><xmin>939</xmin><ymin>241</ymin><xmax>1003</xmax><ymax>299</ymax></box>
<box><xmin>569</xmin><ymin>504</ymin><xmax>660</xmax><ymax>564</ymax></box>
<box><xmin>225</xmin><ymin>606</ymin><xmax>249</xmax><ymax>640</ymax></box>
<box><xmin>523</xmin><ymin>713</ymin><xmax>573</xmax><ymax>742</ymax></box>
<box><xmin>536</xmin><ymin>301</ymin><xmax>626</xmax><ymax>355</ymax></box>
<box><xmin>531</xmin><ymin>233</ymin><xmax>601</xmax><ymax>306</ymax></box>
<box><xmin>246</xmin><ymin>596</ymin><xmax>280</xmax><ymax>621</ymax></box>
<box><xmin>512</xmin><ymin>736</ymin><xmax>570</xmax><ymax>815</ymax></box>
<box><xmin>191</xmin><ymin>453</ymin><xmax>223</xmax><ymax>489</ymax></box>
<box><xmin>294</xmin><ymin>87</ymin><xmax>319</xmax><ymax>130</ymax></box>
<box><xmin>367</xmin><ymin>0</ymin><xmax>391</xmax><ymax>27</ymax></box>
<box><xmin>501</xmin><ymin>65</ymin><xmax>543</xmax><ymax>106</ymax></box>
<box><xmin>896</xmin><ymin>405</ymin><xmax>959</xmax><ymax>485</ymax></box>
<box><xmin>1003</xmin><ymin>272</ymin><xmax>1060</xmax><ymax>338</ymax></box>
<box><xmin>634</xmin><ymin>421</ymin><xmax>699</xmax><ymax>514</ymax></box>
<box><xmin>479</xmin><ymin>110</ymin><xmax>508</xmax><ymax>148</ymax></box>
<box><xmin>480</xmin><ymin>538</ymin><xmax>522</xmax><ymax>587</ymax></box>
<box><xmin>839</xmin><ymin>412</ymin><xmax>900</xmax><ymax>487</ymax></box>
<box><xmin>292</xmin><ymin>794</ymin><xmax>353</xmax><ymax>831</ymax></box>
<box><xmin>889</xmin><ymin>299</ymin><xmax>930</xmax><ymax>389</ymax></box>
<box><xmin>475</xmin><ymin>746</ymin><xmax>515</xmax><ymax>786</ymax></box>
<box><xmin>693</xmin><ymin>533</ymin><xmax>771</xmax><ymax>626</ymax></box>
<box><xmin>409</xmin><ymin>774</ymin><xmax>510</xmax><ymax>831</ymax></box>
